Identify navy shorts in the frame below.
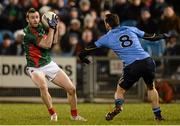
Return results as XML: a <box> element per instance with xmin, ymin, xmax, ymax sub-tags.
<box><xmin>119</xmin><ymin>57</ymin><xmax>156</xmax><ymax>90</ymax></box>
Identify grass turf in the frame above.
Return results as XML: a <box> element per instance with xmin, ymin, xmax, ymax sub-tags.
<box><xmin>0</xmin><ymin>103</ymin><xmax>180</xmax><ymax>125</ymax></box>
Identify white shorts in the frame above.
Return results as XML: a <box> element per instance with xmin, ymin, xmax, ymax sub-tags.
<box><xmin>26</xmin><ymin>61</ymin><xmax>60</xmax><ymax>81</ymax></box>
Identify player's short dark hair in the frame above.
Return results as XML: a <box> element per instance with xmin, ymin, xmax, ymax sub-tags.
<box><xmin>105</xmin><ymin>14</ymin><xmax>119</xmax><ymax>28</ymax></box>
<box><xmin>26</xmin><ymin>8</ymin><xmax>37</xmax><ymax>18</ymax></box>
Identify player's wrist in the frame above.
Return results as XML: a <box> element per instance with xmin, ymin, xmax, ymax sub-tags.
<box><xmin>49</xmin><ymin>27</ymin><xmax>55</xmax><ymax>31</ymax></box>
<box><xmin>48</xmin><ymin>25</ymin><xmax>56</xmax><ymax>29</ymax></box>
<box><xmin>163</xmin><ymin>33</ymin><xmax>170</xmax><ymax>39</ymax></box>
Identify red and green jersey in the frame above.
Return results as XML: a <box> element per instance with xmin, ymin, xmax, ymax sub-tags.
<box><xmin>23</xmin><ymin>24</ymin><xmax>51</xmax><ymax>67</ymax></box>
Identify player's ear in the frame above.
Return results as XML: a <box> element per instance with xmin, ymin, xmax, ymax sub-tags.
<box><xmin>106</xmin><ymin>23</ymin><xmax>111</xmax><ymax>30</ymax></box>
<box><xmin>26</xmin><ymin>17</ymin><xmax>29</xmax><ymax>23</ymax></box>
<box><xmin>104</xmin><ymin>21</ymin><xmax>108</xmax><ymax>28</ymax></box>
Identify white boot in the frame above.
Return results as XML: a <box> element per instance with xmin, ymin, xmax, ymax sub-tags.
<box><xmin>51</xmin><ymin>113</ymin><xmax>58</xmax><ymax>121</ymax></box>
<box><xmin>70</xmin><ymin>115</ymin><xmax>87</xmax><ymax>122</ymax></box>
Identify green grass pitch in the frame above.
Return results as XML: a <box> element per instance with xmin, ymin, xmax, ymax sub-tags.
<box><xmin>0</xmin><ymin>103</ymin><xmax>180</xmax><ymax>125</ymax></box>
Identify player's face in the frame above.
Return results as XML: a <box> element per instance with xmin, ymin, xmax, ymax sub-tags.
<box><xmin>27</xmin><ymin>12</ymin><xmax>40</xmax><ymax>28</ymax></box>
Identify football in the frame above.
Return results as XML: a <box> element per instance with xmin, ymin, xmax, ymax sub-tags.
<box><xmin>41</xmin><ymin>11</ymin><xmax>57</xmax><ymax>28</ymax></box>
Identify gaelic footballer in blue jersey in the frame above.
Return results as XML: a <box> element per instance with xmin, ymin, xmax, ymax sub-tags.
<box><xmin>79</xmin><ymin>13</ymin><xmax>170</xmax><ymax>121</ymax></box>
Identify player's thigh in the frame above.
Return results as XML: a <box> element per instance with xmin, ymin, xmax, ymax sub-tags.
<box><xmin>41</xmin><ymin>61</ymin><xmax>61</xmax><ymax>81</ymax></box>
<box><xmin>52</xmin><ymin>68</ymin><xmax>75</xmax><ymax>91</ymax></box>
<box><xmin>142</xmin><ymin>58</ymin><xmax>156</xmax><ymax>89</ymax></box>
<box><xmin>27</xmin><ymin>68</ymin><xmax>47</xmax><ymax>88</ymax></box>
<box><xmin>118</xmin><ymin>68</ymin><xmax>140</xmax><ymax>90</ymax></box>
<box><xmin>119</xmin><ymin>76</ymin><xmax>139</xmax><ymax>91</ymax></box>
<box><xmin>143</xmin><ymin>71</ymin><xmax>155</xmax><ymax>89</ymax></box>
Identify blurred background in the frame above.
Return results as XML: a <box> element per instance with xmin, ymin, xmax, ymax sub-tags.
<box><xmin>0</xmin><ymin>0</ymin><xmax>180</xmax><ymax>103</ymax></box>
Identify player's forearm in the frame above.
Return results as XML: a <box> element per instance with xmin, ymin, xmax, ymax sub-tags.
<box><xmin>79</xmin><ymin>50</ymin><xmax>90</xmax><ymax>60</ymax></box>
<box><xmin>79</xmin><ymin>43</ymin><xmax>98</xmax><ymax>59</ymax></box>
<box><xmin>52</xmin><ymin>29</ymin><xmax>58</xmax><ymax>44</ymax></box>
<box><xmin>53</xmin><ymin>25</ymin><xmax>60</xmax><ymax>44</ymax></box>
<box><xmin>39</xmin><ymin>28</ymin><xmax>55</xmax><ymax>49</ymax></box>
<box><xmin>143</xmin><ymin>33</ymin><xmax>167</xmax><ymax>41</ymax></box>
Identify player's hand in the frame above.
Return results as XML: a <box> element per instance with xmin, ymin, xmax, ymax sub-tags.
<box><xmin>79</xmin><ymin>52</ymin><xmax>91</xmax><ymax>64</ymax></box>
<box><xmin>81</xmin><ymin>57</ymin><xmax>91</xmax><ymax>64</ymax></box>
<box><xmin>47</xmin><ymin>14</ymin><xmax>58</xmax><ymax>29</ymax></box>
<box><xmin>163</xmin><ymin>33</ymin><xmax>171</xmax><ymax>39</ymax></box>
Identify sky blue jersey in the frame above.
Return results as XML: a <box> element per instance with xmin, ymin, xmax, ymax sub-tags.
<box><xmin>95</xmin><ymin>26</ymin><xmax>150</xmax><ymax>66</ymax></box>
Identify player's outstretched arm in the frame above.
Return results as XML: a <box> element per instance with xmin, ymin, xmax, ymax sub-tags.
<box><xmin>143</xmin><ymin>33</ymin><xmax>170</xmax><ymax>41</ymax></box>
<box><xmin>79</xmin><ymin>42</ymin><xmax>98</xmax><ymax>64</ymax></box>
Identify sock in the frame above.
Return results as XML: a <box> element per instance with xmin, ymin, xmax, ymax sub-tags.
<box><xmin>48</xmin><ymin>107</ymin><xmax>56</xmax><ymax>115</ymax></box>
<box><xmin>71</xmin><ymin>109</ymin><xmax>78</xmax><ymax>117</ymax></box>
<box><xmin>153</xmin><ymin>107</ymin><xmax>161</xmax><ymax>117</ymax></box>
<box><xmin>115</xmin><ymin>99</ymin><xmax>124</xmax><ymax>107</ymax></box>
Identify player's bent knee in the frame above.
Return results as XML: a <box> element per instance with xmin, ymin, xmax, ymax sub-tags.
<box><xmin>39</xmin><ymin>84</ymin><xmax>48</xmax><ymax>92</ymax></box>
<box><xmin>146</xmin><ymin>83</ymin><xmax>154</xmax><ymax>90</ymax></box>
<box><xmin>67</xmin><ymin>87</ymin><xmax>76</xmax><ymax>95</ymax></box>
<box><xmin>117</xmin><ymin>86</ymin><xmax>126</xmax><ymax>92</ymax></box>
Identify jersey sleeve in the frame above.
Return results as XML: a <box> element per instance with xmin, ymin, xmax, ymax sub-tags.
<box><xmin>130</xmin><ymin>27</ymin><xmax>145</xmax><ymax>38</ymax></box>
<box><xmin>95</xmin><ymin>34</ymin><xmax>109</xmax><ymax>47</ymax></box>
